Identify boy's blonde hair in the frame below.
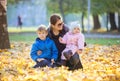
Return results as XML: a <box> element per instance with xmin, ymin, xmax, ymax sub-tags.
<box><xmin>37</xmin><ymin>25</ymin><xmax>47</xmax><ymax>33</ymax></box>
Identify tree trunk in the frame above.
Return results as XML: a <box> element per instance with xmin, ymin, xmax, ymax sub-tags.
<box><xmin>93</xmin><ymin>15</ymin><xmax>101</xmax><ymax>30</ymax></box>
<box><xmin>59</xmin><ymin>0</ymin><xmax>66</xmax><ymax>23</ymax></box>
<box><xmin>81</xmin><ymin>12</ymin><xmax>85</xmax><ymax>33</ymax></box>
<box><xmin>109</xmin><ymin>12</ymin><xmax>117</xmax><ymax>31</ymax></box>
<box><xmin>118</xmin><ymin>14</ymin><xmax>120</xmax><ymax>32</ymax></box>
<box><xmin>106</xmin><ymin>13</ymin><xmax>109</xmax><ymax>32</ymax></box>
<box><xmin>0</xmin><ymin>1</ymin><xmax>10</xmax><ymax>49</ymax></box>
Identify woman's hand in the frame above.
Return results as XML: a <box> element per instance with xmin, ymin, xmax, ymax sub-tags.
<box><xmin>77</xmin><ymin>49</ymin><xmax>82</xmax><ymax>54</ymax></box>
<box><xmin>37</xmin><ymin>50</ymin><xmax>42</xmax><ymax>55</ymax></box>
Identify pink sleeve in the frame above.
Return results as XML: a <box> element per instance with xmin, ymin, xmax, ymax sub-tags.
<box><xmin>78</xmin><ymin>33</ymin><xmax>85</xmax><ymax>49</ymax></box>
<box><xmin>61</xmin><ymin>33</ymin><xmax>68</xmax><ymax>44</ymax></box>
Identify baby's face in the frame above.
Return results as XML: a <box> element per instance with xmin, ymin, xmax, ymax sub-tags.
<box><xmin>72</xmin><ymin>27</ymin><xmax>80</xmax><ymax>34</ymax></box>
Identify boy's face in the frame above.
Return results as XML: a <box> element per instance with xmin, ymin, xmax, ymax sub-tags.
<box><xmin>37</xmin><ymin>31</ymin><xmax>48</xmax><ymax>40</ymax></box>
<box><xmin>73</xmin><ymin>27</ymin><xmax>80</xmax><ymax>34</ymax></box>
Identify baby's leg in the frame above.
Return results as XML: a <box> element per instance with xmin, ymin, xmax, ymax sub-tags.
<box><xmin>57</xmin><ymin>51</ymin><xmax>68</xmax><ymax>66</ymax></box>
<box><xmin>63</xmin><ymin>50</ymin><xmax>73</xmax><ymax>60</ymax></box>
<box><xmin>69</xmin><ymin>53</ymin><xmax>83</xmax><ymax>70</ymax></box>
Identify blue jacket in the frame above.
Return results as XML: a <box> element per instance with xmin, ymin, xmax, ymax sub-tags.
<box><xmin>30</xmin><ymin>37</ymin><xmax>58</xmax><ymax>62</ymax></box>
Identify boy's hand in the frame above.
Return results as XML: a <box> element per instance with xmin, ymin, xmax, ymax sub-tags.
<box><xmin>77</xmin><ymin>49</ymin><xmax>82</xmax><ymax>54</ymax></box>
<box><xmin>37</xmin><ymin>58</ymin><xmax>45</xmax><ymax>62</ymax></box>
<box><xmin>37</xmin><ymin>50</ymin><xmax>42</xmax><ymax>55</ymax></box>
<box><xmin>51</xmin><ymin>59</ymin><xmax>55</xmax><ymax>65</ymax></box>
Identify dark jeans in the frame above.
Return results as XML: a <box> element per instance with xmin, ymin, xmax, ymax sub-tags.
<box><xmin>67</xmin><ymin>53</ymin><xmax>83</xmax><ymax>70</ymax></box>
<box><xmin>63</xmin><ymin>50</ymin><xmax>83</xmax><ymax>70</ymax></box>
<box><xmin>55</xmin><ymin>53</ymin><xmax>83</xmax><ymax>70</ymax></box>
<box><xmin>33</xmin><ymin>54</ymin><xmax>83</xmax><ymax>70</ymax></box>
<box><xmin>33</xmin><ymin>59</ymin><xmax>52</xmax><ymax>68</ymax></box>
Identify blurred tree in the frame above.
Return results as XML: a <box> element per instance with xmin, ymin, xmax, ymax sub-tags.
<box><xmin>7</xmin><ymin>0</ymin><xmax>22</xmax><ymax>4</ymax></box>
<box><xmin>92</xmin><ymin>15</ymin><xmax>101</xmax><ymax>29</ymax></box>
<box><xmin>104</xmin><ymin>0</ymin><xmax>120</xmax><ymax>31</ymax></box>
<box><xmin>109</xmin><ymin>13</ymin><xmax>117</xmax><ymax>31</ymax></box>
<box><xmin>47</xmin><ymin>0</ymin><xmax>88</xmax><ymax>32</ymax></box>
<box><xmin>91</xmin><ymin>0</ymin><xmax>104</xmax><ymax>30</ymax></box>
<box><xmin>64</xmin><ymin>0</ymin><xmax>87</xmax><ymax>32</ymax></box>
<box><xmin>7</xmin><ymin>0</ymin><xmax>29</xmax><ymax>4</ymax></box>
<box><xmin>47</xmin><ymin>0</ymin><xmax>69</xmax><ymax>23</ymax></box>
<box><xmin>0</xmin><ymin>0</ymin><xmax>10</xmax><ymax>49</ymax></box>
<box><xmin>58</xmin><ymin>0</ymin><xmax>65</xmax><ymax>22</ymax></box>
<box><xmin>118</xmin><ymin>15</ymin><xmax>120</xmax><ymax>32</ymax></box>
<box><xmin>64</xmin><ymin>0</ymin><xmax>88</xmax><ymax>32</ymax></box>
<box><xmin>79</xmin><ymin>0</ymin><xmax>87</xmax><ymax>32</ymax></box>
<box><xmin>91</xmin><ymin>0</ymin><xmax>120</xmax><ymax>31</ymax></box>
<box><xmin>114</xmin><ymin>0</ymin><xmax>120</xmax><ymax>32</ymax></box>
<box><xmin>8</xmin><ymin>0</ymin><xmax>120</xmax><ymax>32</ymax></box>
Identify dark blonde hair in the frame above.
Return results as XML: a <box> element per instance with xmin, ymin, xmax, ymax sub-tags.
<box><xmin>37</xmin><ymin>25</ymin><xmax>47</xmax><ymax>33</ymax></box>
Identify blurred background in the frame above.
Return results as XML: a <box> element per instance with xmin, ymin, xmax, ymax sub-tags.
<box><xmin>7</xmin><ymin>0</ymin><xmax>120</xmax><ymax>33</ymax></box>
<box><xmin>0</xmin><ymin>0</ymin><xmax>119</xmax><ymax>49</ymax></box>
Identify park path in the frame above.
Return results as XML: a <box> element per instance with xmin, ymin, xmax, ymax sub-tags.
<box><xmin>84</xmin><ymin>33</ymin><xmax>120</xmax><ymax>38</ymax></box>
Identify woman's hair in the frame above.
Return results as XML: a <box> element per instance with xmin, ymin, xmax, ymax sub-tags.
<box><xmin>50</xmin><ymin>14</ymin><xmax>61</xmax><ymax>25</ymax></box>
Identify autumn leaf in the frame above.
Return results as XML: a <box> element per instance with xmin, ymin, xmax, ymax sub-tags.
<box><xmin>0</xmin><ymin>42</ymin><xmax>120</xmax><ymax>81</ymax></box>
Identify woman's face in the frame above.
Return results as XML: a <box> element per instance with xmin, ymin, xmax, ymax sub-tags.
<box><xmin>52</xmin><ymin>19</ymin><xmax>63</xmax><ymax>31</ymax></box>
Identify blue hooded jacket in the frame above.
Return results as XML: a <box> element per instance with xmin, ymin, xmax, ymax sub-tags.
<box><xmin>30</xmin><ymin>37</ymin><xmax>58</xmax><ymax>62</ymax></box>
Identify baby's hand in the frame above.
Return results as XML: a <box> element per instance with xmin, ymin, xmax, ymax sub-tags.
<box><xmin>37</xmin><ymin>50</ymin><xmax>42</xmax><ymax>55</ymax></box>
<box><xmin>37</xmin><ymin>58</ymin><xmax>45</xmax><ymax>62</ymax></box>
<box><xmin>77</xmin><ymin>49</ymin><xmax>82</xmax><ymax>54</ymax></box>
<box><xmin>59</xmin><ymin>37</ymin><xmax>63</xmax><ymax>43</ymax></box>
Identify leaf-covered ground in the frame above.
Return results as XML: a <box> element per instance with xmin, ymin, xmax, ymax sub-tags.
<box><xmin>0</xmin><ymin>42</ymin><xmax>120</xmax><ymax>81</ymax></box>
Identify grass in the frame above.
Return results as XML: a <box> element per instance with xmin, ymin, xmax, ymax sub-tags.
<box><xmin>8</xmin><ymin>27</ymin><xmax>37</xmax><ymax>33</ymax></box>
<box><xmin>86</xmin><ymin>38</ymin><xmax>120</xmax><ymax>45</ymax></box>
<box><xmin>9</xmin><ymin>33</ymin><xmax>37</xmax><ymax>42</ymax></box>
<box><xmin>9</xmin><ymin>33</ymin><xmax>120</xmax><ymax>45</ymax></box>
<box><xmin>8</xmin><ymin>27</ymin><xmax>120</xmax><ymax>45</ymax></box>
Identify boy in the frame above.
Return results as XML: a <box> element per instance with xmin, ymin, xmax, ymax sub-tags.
<box><xmin>30</xmin><ymin>25</ymin><xmax>58</xmax><ymax>68</ymax></box>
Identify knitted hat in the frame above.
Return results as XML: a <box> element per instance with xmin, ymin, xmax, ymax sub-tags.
<box><xmin>70</xmin><ymin>22</ymin><xmax>80</xmax><ymax>30</ymax></box>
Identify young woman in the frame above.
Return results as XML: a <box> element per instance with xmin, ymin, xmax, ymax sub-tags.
<box><xmin>48</xmin><ymin>14</ymin><xmax>69</xmax><ymax>62</ymax></box>
<box><xmin>47</xmin><ymin>14</ymin><xmax>83</xmax><ymax>70</ymax></box>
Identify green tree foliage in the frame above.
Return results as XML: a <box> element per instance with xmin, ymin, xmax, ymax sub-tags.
<box><xmin>47</xmin><ymin>0</ymin><xmax>120</xmax><ymax>15</ymax></box>
<box><xmin>7</xmin><ymin>0</ymin><xmax>21</xmax><ymax>4</ymax></box>
<box><xmin>7</xmin><ymin>0</ymin><xmax>29</xmax><ymax>4</ymax></box>
<box><xmin>91</xmin><ymin>0</ymin><xmax>120</xmax><ymax>14</ymax></box>
<box><xmin>47</xmin><ymin>0</ymin><xmax>88</xmax><ymax>14</ymax></box>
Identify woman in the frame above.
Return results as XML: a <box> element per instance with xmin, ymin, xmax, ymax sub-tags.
<box><xmin>48</xmin><ymin>14</ymin><xmax>83</xmax><ymax>70</ymax></box>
